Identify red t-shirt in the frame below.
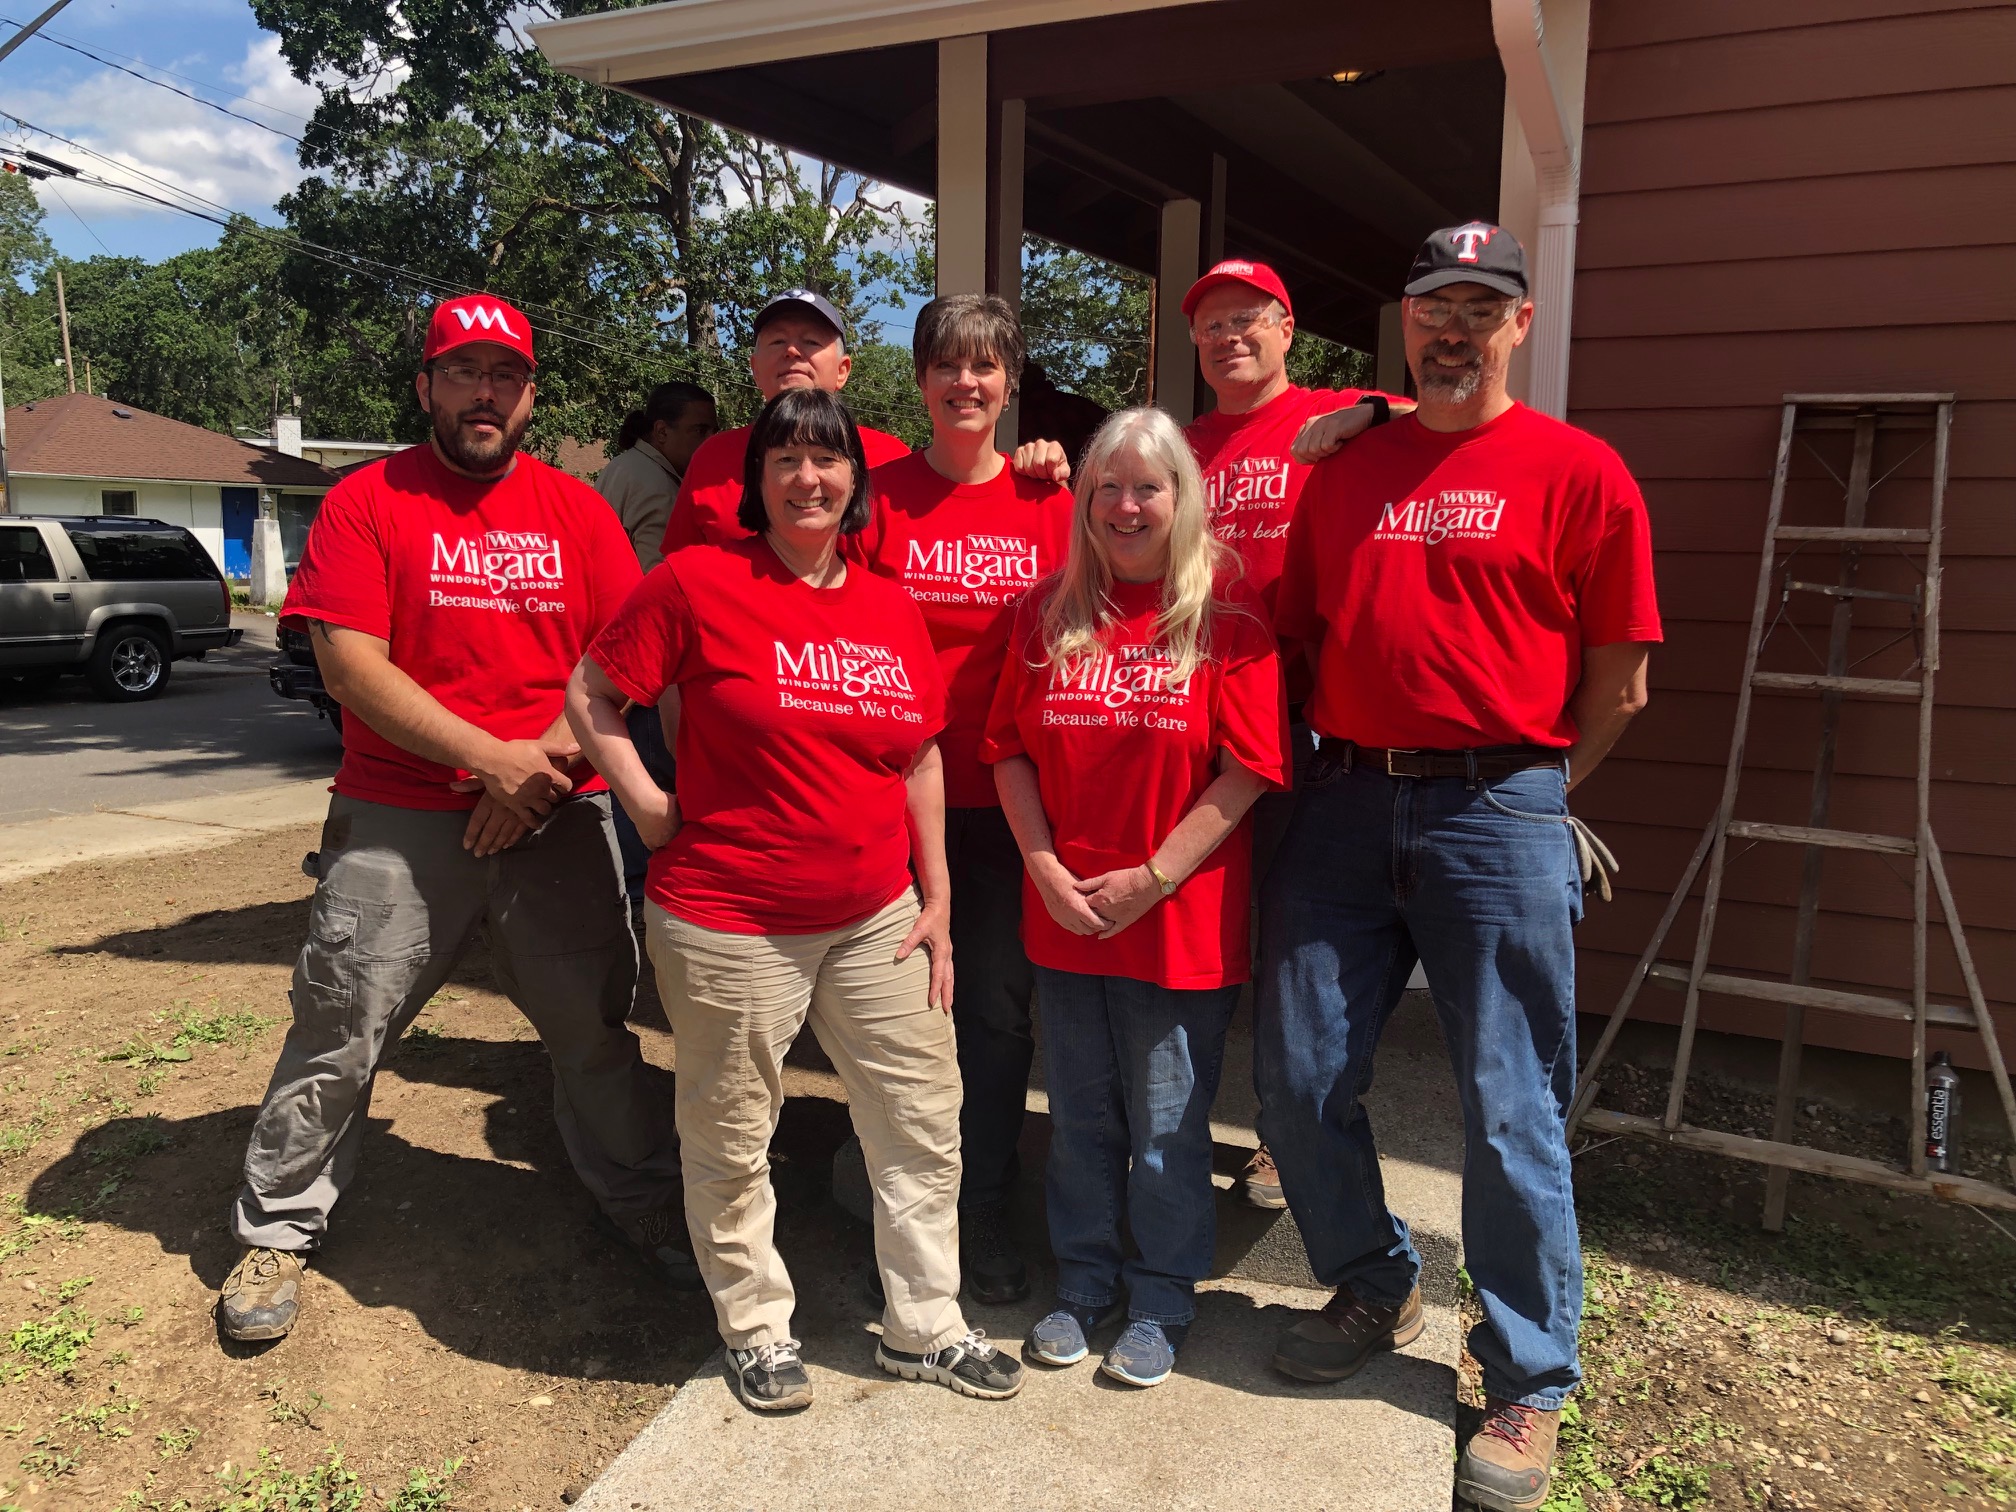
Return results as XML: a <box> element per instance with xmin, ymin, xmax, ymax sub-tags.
<box><xmin>851</xmin><ymin>451</ymin><xmax>1075</xmax><ymax>808</ymax></box>
<box><xmin>980</xmin><ymin>580</ymin><xmax>1289</xmax><ymax>989</ymax></box>
<box><xmin>1275</xmin><ymin>403</ymin><xmax>1664</xmax><ymax>751</ymax></box>
<box><xmin>1185</xmin><ymin>385</ymin><xmax>1368</xmax><ymax>623</ymax></box>
<box><xmin>282</xmin><ymin>445</ymin><xmax>642</xmax><ymax>810</ymax></box>
<box><xmin>586</xmin><ymin>537</ymin><xmax>947</xmax><ymax>935</ymax></box>
<box><xmin>662</xmin><ymin>421</ymin><xmax>911</xmax><ymax>552</ymax></box>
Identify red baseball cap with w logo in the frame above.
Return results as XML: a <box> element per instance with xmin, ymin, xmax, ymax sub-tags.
<box><xmin>424</xmin><ymin>294</ymin><xmax>538</xmax><ymax>369</ymax></box>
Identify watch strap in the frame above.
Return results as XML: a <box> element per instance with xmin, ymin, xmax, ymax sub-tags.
<box><xmin>1145</xmin><ymin>859</ymin><xmax>1178</xmax><ymax>897</ymax></box>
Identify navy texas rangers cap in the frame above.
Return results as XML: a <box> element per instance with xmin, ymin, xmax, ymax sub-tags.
<box><xmin>753</xmin><ymin>288</ymin><xmax>848</xmax><ymax>341</ymax></box>
<box><xmin>1403</xmin><ymin>222</ymin><xmax>1529</xmax><ymax>299</ymax></box>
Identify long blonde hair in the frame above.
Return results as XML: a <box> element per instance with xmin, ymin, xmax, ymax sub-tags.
<box><xmin>1038</xmin><ymin>406</ymin><xmax>1232</xmax><ymax>685</ymax></box>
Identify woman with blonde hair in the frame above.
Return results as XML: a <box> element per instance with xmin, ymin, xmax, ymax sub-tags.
<box><xmin>981</xmin><ymin>406</ymin><xmax>1288</xmax><ymax>1388</ymax></box>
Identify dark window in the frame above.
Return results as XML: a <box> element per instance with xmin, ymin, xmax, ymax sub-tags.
<box><xmin>0</xmin><ymin>526</ymin><xmax>58</xmax><ymax>583</ymax></box>
<box><xmin>101</xmin><ymin>489</ymin><xmax>138</xmax><ymax>517</ymax></box>
<box><xmin>62</xmin><ymin>525</ymin><xmax>219</xmax><ymax>583</ymax></box>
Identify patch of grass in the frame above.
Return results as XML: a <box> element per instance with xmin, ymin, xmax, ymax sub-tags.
<box><xmin>1540</xmin><ymin>1399</ymin><xmax>1616</xmax><ymax>1512</ymax></box>
<box><xmin>60</xmin><ymin>1391</ymin><xmax>140</xmax><ymax>1439</ymax></box>
<box><xmin>400</xmin><ymin>1024</ymin><xmax>448</xmax><ymax>1056</ymax></box>
<box><xmin>17</xmin><ymin>1435</ymin><xmax>80</xmax><ymax>1478</ymax></box>
<box><xmin>156</xmin><ymin>1425</ymin><xmax>199</xmax><ymax>1459</ymax></box>
<box><xmin>0</xmin><ymin>1100</ymin><xmax>53</xmax><ymax>1157</ymax></box>
<box><xmin>57</xmin><ymin>1274</ymin><xmax>94</xmax><ymax>1302</ymax></box>
<box><xmin>386</xmin><ymin>1459</ymin><xmax>463</xmax><ymax>1512</ymax></box>
<box><xmin>261</xmin><ymin>1384</ymin><xmax>327</xmax><ymax>1431</ymax></box>
<box><xmin>7</xmin><ymin>1305</ymin><xmax>95</xmax><ymax>1378</ymax></box>
<box><xmin>165</xmin><ymin>1002</ymin><xmax>274</xmax><ymax>1050</ymax></box>
<box><xmin>1941</xmin><ymin>1348</ymin><xmax>2016</xmax><ymax>1419</ymax></box>
<box><xmin>0</xmin><ymin>1206</ymin><xmax>82</xmax><ymax>1261</ymax></box>
<box><xmin>86</xmin><ymin>1117</ymin><xmax>173</xmax><ymax>1169</ymax></box>
<box><xmin>211</xmin><ymin>1446</ymin><xmax>365</xmax><ymax>1511</ymax></box>
<box><xmin>1623</xmin><ymin>1455</ymin><xmax>1720</xmax><ymax>1509</ymax></box>
<box><xmin>100</xmin><ymin>1038</ymin><xmax>190</xmax><ymax>1068</ymax></box>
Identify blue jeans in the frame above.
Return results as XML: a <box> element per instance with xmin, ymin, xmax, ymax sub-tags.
<box><xmin>1035</xmin><ymin>965</ymin><xmax>1238</xmax><ymax>1326</ymax></box>
<box><xmin>1255</xmin><ymin>757</ymin><xmax>1585</xmax><ymax>1408</ymax></box>
<box><xmin>612</xmin><ymin>703</ymin><xmax>676</xmax><ymax>905</ymax></box>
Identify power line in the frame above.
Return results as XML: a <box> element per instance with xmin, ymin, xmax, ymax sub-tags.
<box><xmin>45</xmin><ymin>181</ymin><xmax>107</xmax><ymax>254</ymax></box>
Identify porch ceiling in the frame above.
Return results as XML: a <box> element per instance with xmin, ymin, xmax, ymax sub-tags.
<box><xmin>563</xmin><ymin>0</ymin><xmax>1504</xmax><ymax>350</ymax></box>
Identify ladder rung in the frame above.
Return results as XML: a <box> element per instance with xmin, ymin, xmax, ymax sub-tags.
<box><xmin>1725</xmin><ymin>819</ymin><xmax>1917</xmax><ymax>856</ymax></box>
<box><xmin>1575</xmin><ymin>1109</ymin><xmax>2016</xmax><ymax>1213</ymax></box>
<box><xmin>1775</xmin><ymin>526</ymin><xmax>1931</xmax><ymax>544</ymax></box>
<box><xmin>1783</xmin><ymin>579</ymin><xmax>1922</xmax><ymax>606</ymax></box>
<box><xmin>1752</xmin><ymin>671</ymin><xmax>1922</xmax><ymax>698</ymax></box>
<box><xmin>1643</xmin><ymin>962</ymin><xmax>1974</xmax><ymax>1028</ymax></box>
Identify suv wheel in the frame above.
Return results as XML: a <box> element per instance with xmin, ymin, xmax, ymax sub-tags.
<box><xmin>87</xmin><ymin>623</ymin><xmax>171</xmax><ymax>702</ymax></box>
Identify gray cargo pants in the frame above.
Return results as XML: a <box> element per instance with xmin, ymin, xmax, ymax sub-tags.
<box><xmin>230</xmin><ymin>792</ymin><xmax>681</xmax><ymax>1252</ymax></box>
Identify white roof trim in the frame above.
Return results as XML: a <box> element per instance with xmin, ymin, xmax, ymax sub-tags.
<box><xmin>531</xmin><ymin>0</ymin><xmax>1212</xmax><ymax>84</ymax></box>
<box><xmin>10</xmin><ymin>471</ymin><xmax>331</xmax><ymax>491</ymax></box>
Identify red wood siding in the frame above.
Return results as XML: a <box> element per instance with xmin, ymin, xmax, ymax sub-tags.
<box><xmin>1571</xmin><ymin>2</ymin><xmax>2016</xmax><ymax>1069</ymax></box>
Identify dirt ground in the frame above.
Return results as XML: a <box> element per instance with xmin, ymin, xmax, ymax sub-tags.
<box><xmin>0</xmin><ymin>824</ymin><xmax>871</xmax><ymax>1511</ymax></box>
<box><xmin>1</xmin><ymin>826</ymin><xmax>2013</xmax><ymax>1511</ymax></box>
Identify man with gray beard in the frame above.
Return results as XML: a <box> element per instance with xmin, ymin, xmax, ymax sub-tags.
<box><xmin>1255</xmin><ymin>226</ymin><xmax>1663</xmax><ymax>1512</ymax></box>
<box><xmin>217</xmin><ymin>294</ymin><xmax>689</xmax><ymax>1343</ymax></box>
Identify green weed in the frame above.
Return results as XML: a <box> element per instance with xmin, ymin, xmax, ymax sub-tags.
<box><xmin>156</xmin><ymin>1425</ymin><xmax>199</xmax><ymax>1459</ymax></box>
<box><xmin>101</xmin><ymin>1038</ymin><xmax>190</xmax><ymax>1067</ymax></box>
<box><xmin>165</xmin><ymin>1003</ymin><xmax>273</xmax><ymax>1050</ymax></box>
<box><xmin>211</xmin><ymin>1446</ymin><xmax>365</xmax><ymax>1511</ymax></box>
<box><xmin>7</xmin><ymin>1305</ymin><xmax>95</xmax><ymax>1378</ymax></box>
<box><xmin>87</xmin><ymin>1118</ymin><xmax>172</xmax><ymax>1169</ymax></box>
<box><xmin>1941</xmin><ymin>1348</ymin><xmax>2016</xmax><ymax>1420</ymax></box>
<box><xmin>1624</xmin><ymin>1455</ymin><xmax>1719</xmax><ymax>1509</ymax></box>
<box><xmin>57</xmin><ymin>1275</ymin><xmax>93</xmax><ymax>1302</ymax></box>
<box><xmin>17</xmin><ymin>1435</ymin><xmax>80</xmax><ymax>1477</ymax></box>
<box><xmin>263</xmin><ymin>1384</ymin><xmax>327</xmax><ymax>1431</ymax></box>
<box><xmin>400</xmin><ymin>1024</ymin><xmax>447</xmax><ymax>1056</ymax></box>
<box><xmin>60</xmin><ymin>1391</ymin><xmax>140</xmax><ymax>1438</ymax></box>
<box><xmin>1539</xmin><ymin>1399</ymin><xmax>1615</xmax><ymax>1512</ymax></box>
<box><xmin>387</xmin><ymin>1459</ymin><xmax>463</xmax><ymax>1511</ymax></box>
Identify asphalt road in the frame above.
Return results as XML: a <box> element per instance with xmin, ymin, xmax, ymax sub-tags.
<box><xmin>0</xmin><ymin>612</ymin><xmax>342</xmax><ymax>826</ymax></box>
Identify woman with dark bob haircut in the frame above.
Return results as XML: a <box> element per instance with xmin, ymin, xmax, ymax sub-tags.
<box><xmin>567</xmin><ymin>388</ymin><xmax>1024</xmax><ymax>1412</ymax></box>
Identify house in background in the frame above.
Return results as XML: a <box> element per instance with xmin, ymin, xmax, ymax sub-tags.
<box><xmin>1</xmin><ymin>393</ymin><xmax>340</xmax><ymax>577</ymax></box>
<box><xmin>240</xmin><ymin>413</ymin><xmax>405</xmax><ymax>475</ymax></box>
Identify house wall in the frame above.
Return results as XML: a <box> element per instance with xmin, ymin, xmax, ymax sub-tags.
<box><xmin>1568</xmin><ymin>0</ymin><xmax>2016</xmax><ymax>1069</ymax></box>
<box><xmin>9</xmin><ymin>477</ymin><xmax>229</xmax><ymax>576</ymax></box>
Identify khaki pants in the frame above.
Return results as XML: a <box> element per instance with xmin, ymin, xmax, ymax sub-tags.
<box><xmin>646</xmin><ymin>893</ymin><xmax>968</xmax><ymax>1355</ymax></box>
<box><xmin>232</xmin><ymin>794</ymin><xmax>682</xmax><ymax>1250</ymax></box>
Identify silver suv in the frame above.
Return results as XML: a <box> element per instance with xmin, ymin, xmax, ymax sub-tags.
<box><xmin>0</xmin><ymin>515</ymin><xmax>242</xmax><ymax>702</ymax></box>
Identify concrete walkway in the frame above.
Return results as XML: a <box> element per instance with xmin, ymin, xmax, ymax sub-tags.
<box><xmin>0</xmin><ymin>777</ymin><xmax>331</xmax><ymax>883</ymax></box>
<box><xmin>577</xmin><ymin>994</ymin><xmax>1465</xmax><ymax>1512</ymax></box>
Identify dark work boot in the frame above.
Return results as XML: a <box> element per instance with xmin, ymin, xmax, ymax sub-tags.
<box><xmin>959</xmin><ymin>1204</ymin><xmax>1030</xmax><ymax>1304</ymax></box>
<box><xmin>598</xmin><ymin>1206</ymin><xmax>703</xmax><ymax>1291</ymax></box>
<box><xmin>1271</xmin><ymin>1283</ymin><xmax>1424</xmax><ymax>1382</ymax></box>
<box><xmin>1456</xmin><ymin>1398</ymin><xmax>1561</xmax><ymax>1511</ymax></box>
<box><xmin>218</xmin><ymin>1247</ymin><xmax>305</xmax><ymax>1342</ymax></box>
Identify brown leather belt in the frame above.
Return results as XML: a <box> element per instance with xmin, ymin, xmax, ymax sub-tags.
<box><xmin>1315</xmin><ymin>737</ymin><xmax>1565</xmax><ymax>781</ymax></box>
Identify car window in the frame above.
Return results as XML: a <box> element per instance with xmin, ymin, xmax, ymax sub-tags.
<box><xmin>0</xmin><ymin>526</ymin><xmax>58</xmax><ymax>584</ymax></box>
<box><xmin>62</xmin><ymin>525</ymin><xmax>220</xmax><ymax>583</ymax></box>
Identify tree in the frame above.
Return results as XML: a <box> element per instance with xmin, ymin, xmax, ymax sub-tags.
<box><xmin>0</xmin><ymin>171</ymin><xmax>62</xmax><ymax>410</ymax></box>
<box><xmin>250</xmin><ymin>0</ymin><xmax>928</xmax><ymax>455</ymax></box>
<box><xmin>1018</xmin><ymin>235</ymin><xmax>1151</xmax><ymax>412</ymax></box>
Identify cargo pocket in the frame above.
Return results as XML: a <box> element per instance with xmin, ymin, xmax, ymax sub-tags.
<box><xmin>293</xmin><ymin>891</ymin><xmax>360</xmax><ymax>1040</ymax></box>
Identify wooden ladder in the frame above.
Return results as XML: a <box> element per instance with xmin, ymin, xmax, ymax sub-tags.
<box><xmin>1569</xmin><ymin>393</ymin><xmax>2016</xmax><ymax>1222</ymax></box>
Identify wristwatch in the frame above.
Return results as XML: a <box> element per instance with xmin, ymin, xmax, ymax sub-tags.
<box><xmin>1355</xmin><ymin>393</ymin><xmax>1392</xmax><ymax>426</ymax></box>
<box><xmin>1145</xmin><ymin>860</ymin><xmax>1179</xmax><ymax>897</ymax></box>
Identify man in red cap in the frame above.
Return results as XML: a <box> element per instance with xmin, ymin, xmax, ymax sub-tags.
<box><xmin>662</xmin><ymin>288</ymin><xmax>1070</xmax><ymax>551</ymax></box>
<box><xmin>1181</xmin><ymin>258</ymin><xmax>1410</xmax><ymax>1209</ymax></box>
<box><xmin>217</xmin><ymin>293</ymin><xmax>689</xmax><ymax>1343</ymax></box>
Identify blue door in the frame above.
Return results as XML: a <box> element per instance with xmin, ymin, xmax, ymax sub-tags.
<box><xmin>221</xmin><ymin>487</ymin><xmax>257</xmax><ymax>579</ymax></box>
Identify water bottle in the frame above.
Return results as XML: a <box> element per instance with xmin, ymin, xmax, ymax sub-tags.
<box><xmin>1926</xmin><ymin>1050</ymin><xmax>1962</xmax><ymax>1174</ymax></box>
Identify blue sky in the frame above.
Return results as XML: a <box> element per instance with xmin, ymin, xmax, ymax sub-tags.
<box><xmin>1</xmin><ymin>0</ymin><xmax>325</xmax><ymax>262</ymax></box>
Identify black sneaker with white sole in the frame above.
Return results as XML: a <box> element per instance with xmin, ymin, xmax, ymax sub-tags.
<box><xmin>877</xmin><ymin>1328</ymin><xmax>1024</xmax><ymax>1399</ymax></box>
<box><xmin>724</xmin><ymin>1339</ymin><xmax>814</xmax><ymax>1412</ymax></box>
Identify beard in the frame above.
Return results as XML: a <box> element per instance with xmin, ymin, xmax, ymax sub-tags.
<box><xmin>433</xmin><ymin>402</ymin><xmax>530</xmax><ymax>473</ymax></box>
<box><xmin>1415</xmin><ymin>342</ymin><xmax>1493</xmax><ymax>404</ymax></box>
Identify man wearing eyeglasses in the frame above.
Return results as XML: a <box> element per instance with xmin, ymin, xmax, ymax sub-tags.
<box><xmin>1257</xmin><ymin>225</ymin><xmax>1661</xmax><ymax>1512</ymax></box>
<box><xmin>1180</xmin><ymin>260</ymin><xmax>1409</xmax><ymax>1212</ymax></box>
<box><xmin>217</xmin><ymin>293</ymin><xmax>690</xmax><ymax>1344</ymax></box>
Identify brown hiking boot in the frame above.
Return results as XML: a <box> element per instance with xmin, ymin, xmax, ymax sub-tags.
<box><xmin>1271</xmin><ymin>1282</ymin><xmax>1424</xmax><ymax>1382</ymax></box>
<box><xmin>1456</xmin><ymin>1398</ymin><xmax>1561</xmax><ymax>1512</ymax></box>
<box><xmin>597</xmin><ymin>1206</ymin><xmax>704</xmax><ymax>1291</ymax></box>
<box><xmin>1239</xmin><ymin>1144</ymin><xmax>1286</xmax><ymax>1209</ymax></box>
<box><xmin>218</xmin><ymin>1247</ymin><xmax>305</xmax><ymax>1341</ymax></box>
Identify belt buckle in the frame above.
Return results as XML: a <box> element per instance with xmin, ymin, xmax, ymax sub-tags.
<box><xmin>1384</xmin><ymin>748</ymin><xmax>1422</xmax><ymax>777</ymax></box>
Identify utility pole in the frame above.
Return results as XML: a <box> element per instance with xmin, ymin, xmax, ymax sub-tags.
<box><xmin>0</xmin><ymin>343</ymin><xmax>11</xmax><ymax>511</ymax></box>
<box><xmin>0</xmin><ymin>0</ymin><xmax>79</xmax><ymax>69</ymax></box>
<box><xmin>54</xmin><ymin>267</ymin><xmax>73</xmax><ymax>393</ymax></box>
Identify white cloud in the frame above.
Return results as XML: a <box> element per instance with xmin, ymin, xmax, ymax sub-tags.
<box><xmin>14</xmin><ymin>35</ymin><xmax>319</xmax><ymax>231</ymax></box>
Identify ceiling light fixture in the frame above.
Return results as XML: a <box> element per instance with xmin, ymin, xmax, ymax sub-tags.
<box><xmin>1329</xmin><ymin>68</ymin><xmax>1383</xmax><ymax>86</ymax></box>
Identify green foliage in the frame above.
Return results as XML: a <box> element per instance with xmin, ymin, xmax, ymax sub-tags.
<box><xmin>1286</xmin><ymin>328</ymin><xmax>1377</xmax><ymax>393</ymax></box>
<box><xmin>7</xmin><ymin>1304</ymin><xmax>95</xmax><ymax>1378</ymax></box>
<box><xmin>157</xmin><ymin>1425</ymin><xmax>200</xmax><ymax>1459</ymax></box>
<box><xmin>212</xmin><ymin>1446</ymin><xmax>365</xmax><ymax>1512</ymax></box>
<box><xmin>1623</xmin><ymin>1455</ymin><xmax>1719</xmax><ymax>1509</ymax></box>
<box><xmin>167</xmin><ymin>1003</ymin><xmax>275</xmax><ymax>1050</ymax></box>
<box><xmin>1019</xmin><ymin>235</ymin><xmax>1150</xmax><ymax>413</ymax></box>
<box><xmin>386</xmin><ymin>1460</ymin><xmax>463</xmax><ymax>1512</ymax></box>
<box><xmin>1941</xmin><ymin>1349</ymin><xmax>2016</xmax><ymax>1419</ymax></box>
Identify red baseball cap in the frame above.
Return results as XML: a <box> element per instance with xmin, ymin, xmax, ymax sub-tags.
<box><xmin>423</xmin><ymin>294</ymin><xmax>537</xmax><ymax>369</ymax></box>
<box><xmin>1181</xmin><ymin>259</ymin><xmax>1293</xmax><ymax>320</ymax></box>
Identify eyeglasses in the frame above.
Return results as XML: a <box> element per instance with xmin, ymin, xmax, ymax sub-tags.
<box><xmin>1405</xmin><ymin>297</ymin><xmax>1523</xmax><ymax>333</ymax></box>
<box><xmin>1190</xmin><ymin>308</ymin><xmax>1280</xmax><ymax>344</ymax></box>
<box><xmin>430</xmin><ymin>362</ymin><xmax>533</xmax><ymax>394</ymax></box>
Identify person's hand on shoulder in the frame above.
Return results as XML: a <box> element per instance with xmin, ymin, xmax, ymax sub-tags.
<box><xmin>1010</xmin><ymin>438</ymin><xmax>1071</xmax><ymax>485</ymax></box>
<box><xmin>1289</xmin><ymin>395</ymin><xmax>1416</xmax><ymax>465</ymax></box>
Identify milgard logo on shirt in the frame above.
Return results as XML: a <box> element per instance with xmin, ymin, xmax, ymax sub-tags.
<box><xmin>904</xmin><ymin>534</ymin><xmax>1040</xmax><ymax>599</ymax></box>
<box><xmin>1205</xmin><ymin>459</ymin><xmax>1293</xmax><ymax>541</ymax></box>
<box><xmin>1373</xmin><ymin>490</ymin><xmax>1507</xmax><ymax>547</ymax></box>
<box><xmin>1045</xmin><ymin>642</ymin><xmax>1194</xmax><ymax>730</ymax></box>
<box><xmin>774</xmin><ymin>638</ymin><xmax>924</xmax><ymax>722</ymax></box>
<box><xmin>429</xmin><ymin>530</ymin><xmax>566</xmax><ymax>605</ymax></box>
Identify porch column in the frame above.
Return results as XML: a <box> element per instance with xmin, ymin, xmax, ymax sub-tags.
<box><xmin>937</xmin><ymin>34</ymin><xmax>988</xmax><ymax>295</ymax></box>
<box><xmin>1492</xmin><ymin>0</ymin><xmax>1590</xmax><ymax>418</ymax></box>
<box><xmin>1376</xmin><ymin>301</ymin><xmax>1407</xmax><ymax>395</ymax></box>
<box><xmin>991</xmin><ymin>95</ymin><xmax>1026</xmax><ymax>448</ymax></box>
<box><xmin>1152</xmin><ymin>197</ymin><xmax>1202</xmax><ymax>425</ymax></box>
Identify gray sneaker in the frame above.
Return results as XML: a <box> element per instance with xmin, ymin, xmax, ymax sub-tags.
<box><xmin>1101</xmin><ymin>1319</ymin><xmax>1187</xmax><ymax>1388</ymax></box>
<box><xmin>1024</xmin><ymin>1302</ymin><xmax>1123</xmax><ymax>1367</ymax></box>
<box><xmin>725</xmin><ymin>1339</ymin><xmax>814</xmax><ymax>1412</ymax></box>
<box><xmin>218</xmin><ymin>1247</ymin><xmax>305</xmax><ymax>1341</ymax></box>
<box><xmin>877</xmin><ymin>1328</ymin><xmax>1024</xmax><ymax>1399</ymax></box>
